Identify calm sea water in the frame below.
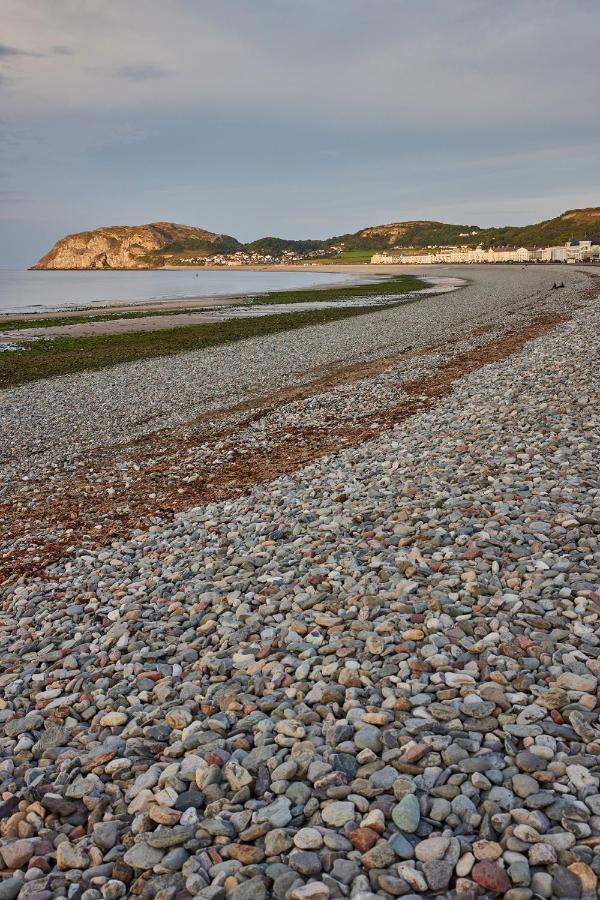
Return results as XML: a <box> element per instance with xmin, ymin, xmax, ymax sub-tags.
<box><xmin>0</xmin><ymin>269</ymin><xmax>356</xmax><ymax>314</ymax></box>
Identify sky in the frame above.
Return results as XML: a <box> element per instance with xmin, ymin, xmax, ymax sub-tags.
<box><xmin>1</xmin><ymin>0</ymin><xmax>599</xmax><ymax>267</ymax></box>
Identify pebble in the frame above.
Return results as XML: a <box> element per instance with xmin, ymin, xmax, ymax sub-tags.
<box><xmin>56</xmin><ymin>842</ymin><xmax>90</xmax><ymax>870</ymax></box>
<box><xmin>321</xmin><ymin>802</ymin><xmax>355</xmax><ymax>827</ymax></box>
<box><xmin>414</xmin><ymin>835</ymin><xmax>449</xmax><ymax>862</ymax></box>
<box><xmin>472</xmin><ymin>860</ymin><xmax>512</xmax><ymax>893</ymax></box>
<box><xmin>122</xmin><ymin>843</ymin><xmax>164</xmax><ymax>870</ymax></box>
<box><xmin>0</xmin><ymin>278</ymin><xmax>599</xmax><ymax>899</ymax></box>
<box><xmin>293</xmin><ymin>828</ymin><xmax>323</xmax><ymax>850</ymax></box>
<box><xmin>392</xmin><ymin>794</ymin><xmax>420</xmax><ymax>833</ymax></box>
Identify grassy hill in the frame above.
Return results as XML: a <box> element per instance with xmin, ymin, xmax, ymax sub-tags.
<box><xmin>324</xmin><ymin>207</ymin><xmax>600</xmax><ymax>252</ymax></box>
<box><xmin>244</xmin><ymin>236</ymin><xmax>326</xmax><ymax>255</ymax></box>
<box><xmin>328</xmin><ymin>221</ymin><xmax>482</xmax><ymax>251</ymax></box>
<box><xmin>241</xmin><ymin>207</ymin><xmax>600</xmax><ymax>259</ymax></box>
<box><xmin>477</xmin><ymin>207</ymin><xmax>600</xmax><ymax>248</ymax></box>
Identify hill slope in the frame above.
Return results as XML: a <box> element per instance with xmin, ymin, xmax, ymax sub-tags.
<box><xmin>333</xmin><ymin>207</ymin><xmax>600</xmax><ymax>251</ymax></box>
<box><xmin>330</xmin><ymin>220</ymin><xmax>482</xmax><ymax>250</ymax></box>
<box><xmin>32</xmin><ymin>207</ymin><xmax>600</xmax><ymax>268</ymax></box>
<box><xmin>481</xmin><ymin>206</ymin><xmax>600</xmax><ymax>248</ymax></box>
<box><xmin>32</xmin><ymin>222</ymin><xmax>242</xmax><ymax>269</ymax></box>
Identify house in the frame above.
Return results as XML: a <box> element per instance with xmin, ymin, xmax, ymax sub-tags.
<box><xmin>371</xmin><ymin>246</ymin><xmax>530</xmax><ymax>264</ymax></box>
<box><xmin>371</xmin><ymin>239</ymin><xmax>600</xmax><ymax>265</ymax></box>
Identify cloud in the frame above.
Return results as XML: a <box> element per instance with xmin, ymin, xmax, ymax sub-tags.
<box><xmin>112</xmin><ymin>64</ymin><xmax>169</xmax><ymax>81</ymax></box>
<box><xmin>0</xmin><ymin>42</ymin><xmax>72</xmax><ymax>59</ymax></box>
<box><xmin>1</xmin><ymin>0</ymin><xmax>596</xmax><ymax>129</ymax></box>
<box><xmin>0</xmin><ymin>43</ymin><xmax>39</xmax><ymax>58</ymax></box>
<box><xmin>0</xmin><ymin>0</ymin><xmax>599</xmax><ymax>265</ymax></box>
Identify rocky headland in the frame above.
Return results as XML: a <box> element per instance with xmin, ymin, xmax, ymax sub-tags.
<box><xmin>31</xmin><ymin>223</ymin><xmax>240</xmax><ymax>270</ymax></box>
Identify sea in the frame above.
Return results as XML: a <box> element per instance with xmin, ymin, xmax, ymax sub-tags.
<box><xmin>0</xmin><ymin>269</ymin><xmax>357</xmax><ymax>315</ymax></box>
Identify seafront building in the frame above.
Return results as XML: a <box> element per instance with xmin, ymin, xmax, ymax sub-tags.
<box><xmin>371</xmin><ymin>238</ymin><xmax>600</xmax><ymax>265</ymax></box>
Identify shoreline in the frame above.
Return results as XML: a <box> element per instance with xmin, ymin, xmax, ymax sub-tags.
<box><xmin>7</xmin><ymin>258</ymin><xmax>588</xmax><ymax>330</ymax></box>
<box><xmin>1</xmin><ymin>266</ymin><xmax>384</xmax><ymax>322</ymax></box>
<box><xmin>0</xmin><ymin>266</ymin><xmax>416</xmax><ymax>323</ymax></box>
<box><xmin>0</xmin><ymin>274</ymin><xmax>440</xmax><ymax>347</ymax></box>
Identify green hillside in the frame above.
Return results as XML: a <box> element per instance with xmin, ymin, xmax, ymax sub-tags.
<box><xmin>244</xmin><ymin>237</ymin><xmax>326</xmax><ymax>254</ymax></box>
<box><xmin>324</xmin><ymin>207</ymin><xmax>600</xmax><ymax>252</ymax></box>
<box><xmin>478</xmin><ymin>207</ymin><xmax>600</xmax><ymax>248</ymax></box>
<box><xmin>144</xmin><ymin>233</ymin><xmax>242</xmax><ymax>264</ymax></box>
<box><xmin>236</xmin><ymin>207</ymin><xmax>600</xmax><ymax>258</ymax></box>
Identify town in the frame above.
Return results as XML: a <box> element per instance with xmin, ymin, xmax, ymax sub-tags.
<box><xmin>372</xmin><ymin>238</ymin><xmax>600</xmax><ymax>265</ymax></box>
<box><xmin>176</xmin><ymin>238</ymin><xmax>600</xmax><ymax>267</ymax></box>
<box><xmin>177</xmin><ymin>247</ymin><xmax>341</xmax><ymax>266</ymax></box>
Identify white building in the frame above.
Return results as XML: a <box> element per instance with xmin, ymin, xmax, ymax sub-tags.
<box><xmin>565</xmin><ymin>239</ymin><xmax>600</xmax><ymax>261</ymax></box>
<box><xmin>372</xmin><ymin>239</ymin><xmax>600</xmax><ymax>265</ymax></box>
<box><xmin>540</xmin><ymin>240</ymin><xmax>600</xmax><ymax>263</ymax></box>
<box><xmin>540</xmin><ymin>247</ymin><xmax>567</xmax><ymax>262</ymax></box>
<box><xmin>371</xmin><ymin>246</ymin><xmax>530</xmax><ymax>264</ymax></box>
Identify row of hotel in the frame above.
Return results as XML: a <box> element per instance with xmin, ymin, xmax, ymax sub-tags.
<box><xmin>371</xmin><ymin>239</ymin><xmax>600</xmax><ymax>265</ymax></box>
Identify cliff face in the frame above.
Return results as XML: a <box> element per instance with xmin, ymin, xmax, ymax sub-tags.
<box><xmin>32</xmin><ymin>222</ymin><xmax>237</xmax><ymax>269</ymax></box>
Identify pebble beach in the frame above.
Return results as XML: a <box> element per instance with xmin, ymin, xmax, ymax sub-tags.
<box><xmin>1</xmin><ymin>266</ymin><xmax>599</xmax><ymax>900</ymax></box>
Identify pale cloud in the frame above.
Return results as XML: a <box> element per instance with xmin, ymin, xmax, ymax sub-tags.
<box><xmin>1</xmin><ymin>1</ymin><xmax>598</xmax><ymax>125</ymax></box>
<box><xmin>0</xmin><ymin>0</ymin><xmax>599</xmax><ymax>266</ymax></box>
<box><xmin>112</xmin><ymin>64</ymin><xmax>170</xmax><ymax>81</ymax></box>
<box><xmin>0</xmin><ymin>43</ymin><xmax>40</xmax><ymax>57</ymax></box>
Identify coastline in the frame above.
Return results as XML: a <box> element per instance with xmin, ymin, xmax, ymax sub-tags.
<box><xmin>0</xmin><ymin>272</ymin><xmax>438</xmax><ymax>346</ymax></box>
<box><xmin>0</xmin><ymin>265</ymin><xmax>399</xmax><ymax>322</ymax></box>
